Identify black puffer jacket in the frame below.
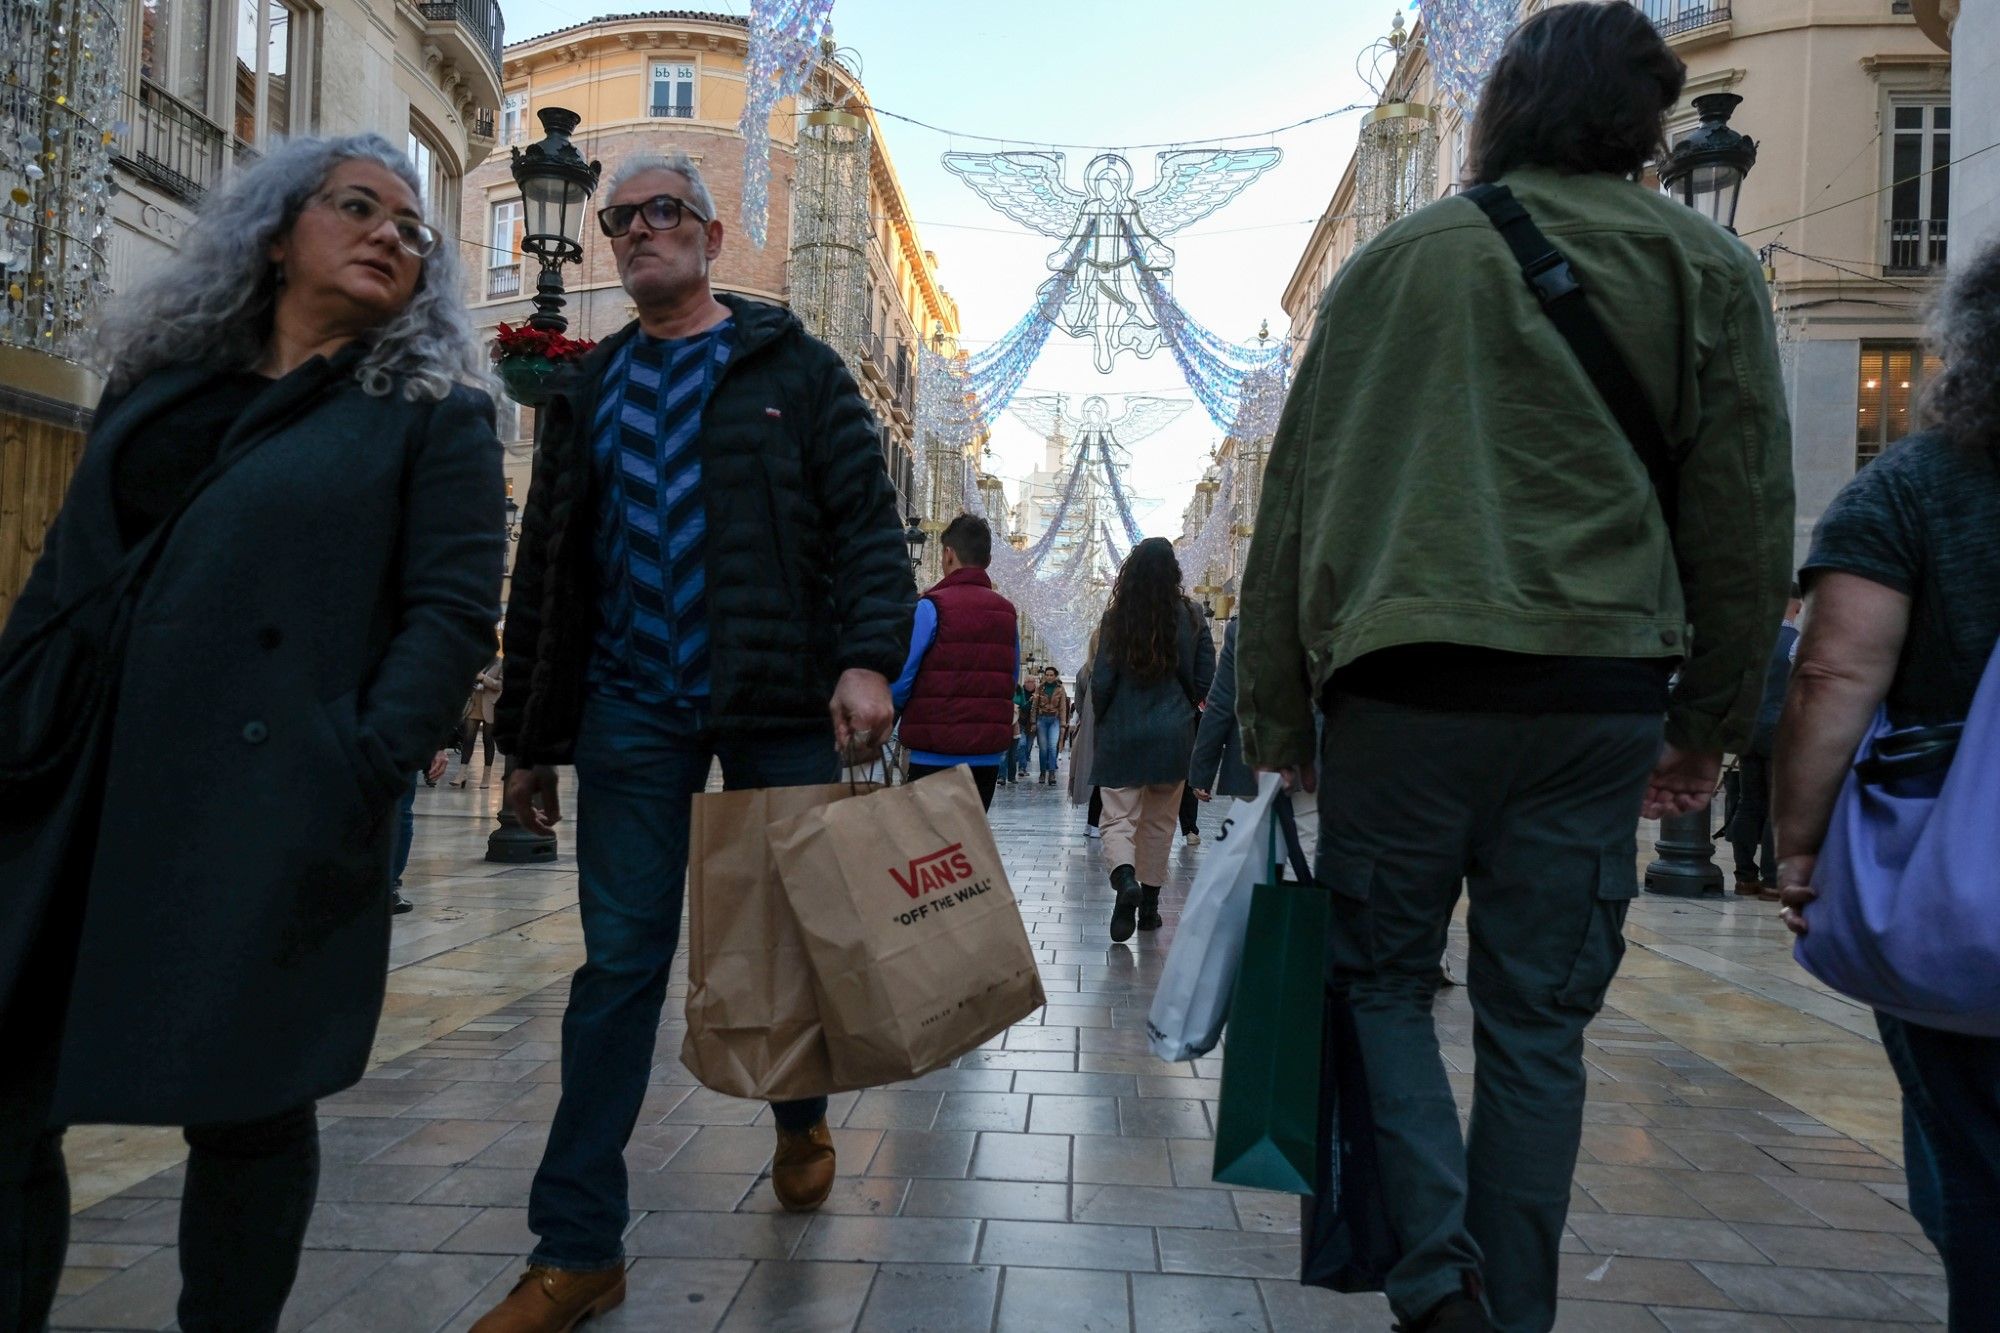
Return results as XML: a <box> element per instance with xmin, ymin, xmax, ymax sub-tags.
<box><xmin>497</xmin><ymin>296</ymin><xmax>916</xmax><ymax>762</ymax></box>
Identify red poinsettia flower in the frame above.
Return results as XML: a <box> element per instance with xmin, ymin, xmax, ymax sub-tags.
<box><xmin>491</xmin><ymin>322</ymin><xmax>598</xmax><ymax>363</ymax></box>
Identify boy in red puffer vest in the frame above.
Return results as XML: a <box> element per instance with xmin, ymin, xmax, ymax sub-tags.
<box><xmin>892</xmin><ymin>513</ymin><xmax>1020</xmax><ymax>809</ymax></box>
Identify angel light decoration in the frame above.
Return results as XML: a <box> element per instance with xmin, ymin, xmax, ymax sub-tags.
<box><xmin>943</xmin><ymin>148</ymin><xmax>1281</xmax><ymax>373</ymax></box>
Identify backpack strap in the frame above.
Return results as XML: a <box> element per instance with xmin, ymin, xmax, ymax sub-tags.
<box><xmin>1462</xmin><ymin>183</ymin><xmax>1681</xmax><ymax>530</ymax></box>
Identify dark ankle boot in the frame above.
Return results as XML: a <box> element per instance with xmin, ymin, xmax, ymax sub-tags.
<box><xmin>1138</xmin><ymin>885</ymin><xmax>1162</xmax><ymax>931</ymax></box>
<box><xmin>1109</xmin><ymin>864</ymin><xmax>1140</xmax><ymax>942</ymax></box>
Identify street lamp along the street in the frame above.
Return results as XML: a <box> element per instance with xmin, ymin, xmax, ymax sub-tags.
<box><xmin>510</xmin><ymin>107</ymin><xmax>603</xmax><ymax>334</ymax></box>
<box><xmin>1657</xmin><ymin>93</ymin><xmax>1758</xmax><ymax>234</ymax></box>
<box><xmin>1642</xmin><ymin>95</ymin><xmax>1758</xmax><ymax>897</ymax></box>
<box><xmin>903</xmin><ymin>514</ymin><xmax>928</xmax><ymax>569</ymax></box>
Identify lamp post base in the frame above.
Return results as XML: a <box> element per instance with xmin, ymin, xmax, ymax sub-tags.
<box><xmin>484</xmin><ymin>759</ymin><xmax>558</xmax><ymax>864</ymax></box>
<box><xmin>1644</xmin><ymin>806</ymin><xmax>1724</xmax><ymax>896</ymax></box>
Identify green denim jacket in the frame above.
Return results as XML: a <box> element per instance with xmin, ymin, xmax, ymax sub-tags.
<box><xmin>1237</xmin><ymin>168</ymin><xmax>1794</xmax><ymax>767</ymax></box>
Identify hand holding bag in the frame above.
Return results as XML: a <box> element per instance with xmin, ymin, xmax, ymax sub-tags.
<box><xmin>1147</xmin><ymin>773</ymin><xmax>1284</xmax><ymax>1062</ymax></box>
<box><xmin>1794</xmin><ymin>641</ymin><xmax>2000</xmax><ymax>1035</ymax></box>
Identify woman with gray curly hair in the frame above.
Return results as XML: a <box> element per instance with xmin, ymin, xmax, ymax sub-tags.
<box><xmin>0</xmin><ymin>133</ymin><xmax>503</xmax><ymax>1331</ymax></box>
<box><xmin>1773</xmin><ymin>236</ymin><xmax>2000</xmax><ymax>1318</ymax></box>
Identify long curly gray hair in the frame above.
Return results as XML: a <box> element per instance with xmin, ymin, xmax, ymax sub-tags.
<box><xmin>97</xmin><ymin>133</ymin><xmax>487</xmax><ymax>402</ymax></box>
<box><xmin>1922</xmin><ymin>236</ymin><xmax>2000</xmax><ymax>467</ymax></box>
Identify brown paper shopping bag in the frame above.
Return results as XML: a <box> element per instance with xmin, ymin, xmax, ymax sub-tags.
<box><xmin>680</xmin><ymin>782</ymin><xmax>877</xmax><ymax>1101</ymax></box>
<box><xmin>769</xmin><ymin>766</ymin><xmax>1046</xmax><ymax>1087</ymax></box>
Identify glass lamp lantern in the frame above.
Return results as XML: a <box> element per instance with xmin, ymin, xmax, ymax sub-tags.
<box><xmin>1658</xmin><ymin>93</ymin><xmax>1758</xmax><ymax>234</ymax></box>
<box><xmin>509</xmin><ymin>107</ymin><xmax>602</xmax><ymax>331</ymax></box>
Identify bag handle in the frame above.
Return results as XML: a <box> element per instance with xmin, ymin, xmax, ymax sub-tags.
<box><xmin>1462</xmin><ymin>183</ymin><xmax>1681</xmax><ymax>531</ymax></box>
<box><xmin>1266</xmin><ymin>792</ymin><xmax>1317</xmax><ymax>886</ymax></box>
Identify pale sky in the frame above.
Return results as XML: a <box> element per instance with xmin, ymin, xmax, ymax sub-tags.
<box><xmin>509</xmin><ymin>0</ymin><xmax>1399</xmax><ymax>532</ymax></box>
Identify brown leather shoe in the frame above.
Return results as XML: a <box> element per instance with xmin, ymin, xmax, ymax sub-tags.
<box><xmin>1733</xmin><ymin>875</ymin><xmax>1764</xmax><ymax>896</ymax></box>
<box><xmin>772</xmin><ymin>1118</ymin><xmax>836</xmax><ymax>1212</ymax></box>
<box><xmin>469</xmin><ymin>1264</ymin><xmax>625</xmax><ymax>1333</ymax></box>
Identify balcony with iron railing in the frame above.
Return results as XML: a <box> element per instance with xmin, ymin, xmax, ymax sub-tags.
<box><xmin>418</xmin><ymin>0</ymin><xmax>504</xmax><ymax>94</ymax></box>
<box><xmin>1886</xmin><ymin>217</ymin><xmax>1948</xmax><ymax>274</ymax></box>
<box><xmin>649</xmin><ymin>103</ymin><xmax>695</xmax><ymax>119</ymax></box>
<box><xmin>486</xmin><ymin>264</ymin><xmax>523</xmax><ymax>299</ymax></box>
<box><xmin>1632</xmin><ymin>0</ymin><xmax>1732</xmax><ymax>38</ymax></box>
<box><xmin>115</xmin><ymin>84</ymin><xmax>229</xmax><ymax>203</ymax></box>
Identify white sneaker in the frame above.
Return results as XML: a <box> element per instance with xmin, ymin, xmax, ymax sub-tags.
<box><xmin>1185</xmin><ymin>832</ymin><xmax>1200</xmax><ymax>847</ymax></box>
<box><xmin>1087</xmin><ymin>826</ymin><xmax>1101</xmax><ymax>839</ymax></box>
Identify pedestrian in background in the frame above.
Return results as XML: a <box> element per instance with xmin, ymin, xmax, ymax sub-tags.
<box><xmin>0</xmin><ymin>135</ymin><xmax>501</xmax><ymax>1333</ymax></box>
<box><xmin>1189</xmin><ymin>617</ymin><xmax>1257</xmax><ymax>807</ymax></box>
<box><xmin>1091</xmin><ymin>537</ymin><xmax>1216</xmax><ymax>942</ymax></box>
<box><xmin>1728</xmin><ymin>584</ymin><xmax>1801</xmax><ymax>899</ymax></box>
<box><xmin>1237</xmin><ymin>6</ymin><xmax>1792</xmax><ymax>1328</ymax></box>
<box><xmin>1033</xmin><ymin>664</ymin><xmax>1071</xmax><ymax>784</ymax></box>
<box><xmin>1774</xmin><ymin>237</ymin><xmax>2000</xmax><ymax>1322</ymax></box>
<box><xmin>890</xmin><ymin>513</ymin><xmax>1020</xmax><ymax>811</ymax></box>
<box><xmin>391</xmin><ymin>747</ymin><xmax>455</xmax><ymax>915</ymax></box>
<box><xmin>451</xmin><ymin>655</ymin><xmax>503</xmax><ymax>788</ymax></box>
<box><xmin>1069</xmin><ymin>631</ymin><xmax>1099</xmax><ymax>817</ymax></box>
<box><xmin>482</xmin><ymin>150</ymin><xmax>914</xmax><ymax>1331</ymax></box>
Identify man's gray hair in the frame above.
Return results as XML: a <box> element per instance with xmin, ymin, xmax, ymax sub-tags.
<box><xmin>607</xmin><ymin>150</ymin><xmax>717</xmax><ymax>223</ymax></box>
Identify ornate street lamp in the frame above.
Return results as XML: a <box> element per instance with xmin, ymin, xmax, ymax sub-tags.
<box><xmin>510</xmin><ymin>107</ymin><xmax>602</xmax><ymax>333</ymax></box>
<box><xmin>903</xmin><ymin>513</ymin><xmax>928</xmax><ymax>569</ymax></box>
<box><xmin>1658</xmin><ymin>93</ymin><xmax>1758</xmax><ymax>234</ymax></box>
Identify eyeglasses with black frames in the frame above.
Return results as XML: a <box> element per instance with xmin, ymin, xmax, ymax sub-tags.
<box><xmin>596</xmin><ymin>193</ymin><xmax>711</xmax><ymax>238</ymax></box>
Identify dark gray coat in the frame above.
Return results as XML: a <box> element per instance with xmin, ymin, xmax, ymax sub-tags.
<box><xmin>1189</xmin><ymin>619</ymin><xmax>1256</xmax><ymax>799</ymax></box>
<box><xmin>0</xmin><ymin>353</ymin><xmax>503</xmax><ymax>1125</ymax></box>
<box><xmin>1089</xmin><ymin>601</ymin><xmax>1217</xmax><ymax>790</ymax></box>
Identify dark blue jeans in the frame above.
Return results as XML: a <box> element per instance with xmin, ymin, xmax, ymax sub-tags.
<box><xmin>527</xmin><ymin>691</ymin><xmax>833</xmax><ymax>1271</ymax></box>
<box><xmin>1876</xmin><ymin>1012</ymin><xmax>2000</xmax><ymax>1325</ymax></box>
<box><xmin>1036</xmin><ymin>714</ymin><xmax>1061</xmax><ymax>776</ymax></box>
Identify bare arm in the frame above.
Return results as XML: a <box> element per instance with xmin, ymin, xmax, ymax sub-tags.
<box><xmin>1771</xmin><ymin>572</ymin><xmax>1909</xmax><ymax>932</ymax></box>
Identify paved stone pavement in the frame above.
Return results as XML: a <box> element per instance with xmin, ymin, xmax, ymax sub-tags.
<box><xmin>51</xmin><ymin>769</ymin><xmax>1947</xmax><ymax>1331</ymax></box>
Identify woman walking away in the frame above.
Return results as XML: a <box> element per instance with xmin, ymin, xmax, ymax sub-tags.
<box><xmin>1774</xmin><ymin>237</ymin><xmax>2000</xmax><ymax>1324</ymax></box>
<box><xmin>452</xmin><ymin>656</ymin><xmax>504</xmax><ymax>787</ymax></box>
<box><xmin>1090</xmin><ymin>537</ymin><xmax>1216</xmax><ymax>941</ymax></box>
<box><xmin>0</xmin><ymin>134</ymin><xmax>503</xmax><ymax>1333</ymax></box>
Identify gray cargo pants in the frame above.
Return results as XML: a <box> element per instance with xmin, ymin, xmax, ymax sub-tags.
<box><xmin>1315</xmin><ymin>696</ymin><xmax>1661</xmax><ymax>1333</ymax></box>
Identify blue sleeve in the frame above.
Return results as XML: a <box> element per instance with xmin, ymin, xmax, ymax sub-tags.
<box><xmin>891</xmin><ymin>598</ymin><xmax>939</xmax><ymax>712</ymax></box>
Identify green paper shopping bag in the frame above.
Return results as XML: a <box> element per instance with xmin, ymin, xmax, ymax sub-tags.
<box><xmin>1211</xmin><ymin>799</ymin><xmax>1328</xmax><ymax>1194</ymax></box>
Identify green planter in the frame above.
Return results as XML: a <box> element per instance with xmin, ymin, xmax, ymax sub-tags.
<box><xmin>496</xmin><ymin>354</ymin><xmax>559</xmax><ymax>406</ymax></box>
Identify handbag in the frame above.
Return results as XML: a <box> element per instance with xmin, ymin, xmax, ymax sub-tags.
<box><xmin>1210</xmin><ymin>798</ymin><xmax>1327</xmax><ymax>1194</ymax></box>
<box><xmin>1463</xmin><ymin>183</ymin><xmax>1680</xmax><ymax>527</ymax></box>
<box><xmin>1794</xmin><ymin>640</ymin><xmax>2000</xmax><ymax>1035</ymax></box>
<box><xmin>0</xmin><ymin>402</ymin><xmax>291</xmax><ymax>801</ymax></box>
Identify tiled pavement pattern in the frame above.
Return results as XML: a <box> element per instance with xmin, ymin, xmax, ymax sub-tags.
<box><xmin>53</xmin><ymin>773</ymin><xmax>1947</xmax><ymax>1331</ymax></box>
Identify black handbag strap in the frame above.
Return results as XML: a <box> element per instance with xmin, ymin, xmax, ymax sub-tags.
<box><xmin>1270</xmin><ymin>795</ymin><xmax>1316</xmax><ymax>886</ymax></box>
<box><xmin>1462</xmin><ymin>183</ymin><xmax>1680</xmax><ymax>530</ymax></box>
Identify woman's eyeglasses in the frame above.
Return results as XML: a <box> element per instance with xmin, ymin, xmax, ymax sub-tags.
<box><xmin>597</xmin><ymin>193</ymin><xmax>710</xmax><ymax>238</ymax></box>
<box><xmin>318</xmin><ymin>187</ymin><xmax>438</xmax><ymax>258</ymax></box>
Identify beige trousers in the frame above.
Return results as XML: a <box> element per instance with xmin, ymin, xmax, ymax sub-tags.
<box><xmin>1100</xmin><ymin>782</ymin><xmax>1185</xmax><ymax>886</ymax></box>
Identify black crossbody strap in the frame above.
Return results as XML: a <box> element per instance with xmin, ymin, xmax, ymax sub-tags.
<box><xmin>1462</xmin><ymin>183</ymin><xmax>1680</xmax><ymax>530</ymax></box>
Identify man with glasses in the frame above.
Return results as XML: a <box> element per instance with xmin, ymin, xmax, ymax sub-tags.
<box><xmin>478</xmin><ymin>151</ymin><xmax>915</xmax><ymax>1333</ymax></box>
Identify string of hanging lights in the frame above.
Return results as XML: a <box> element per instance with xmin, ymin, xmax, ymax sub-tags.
<box><xmin>739</xmin><ymin>0</ymin><xmax>839</xmax><ymax>248</ymax></box>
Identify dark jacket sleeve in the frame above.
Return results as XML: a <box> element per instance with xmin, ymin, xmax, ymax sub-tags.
<box><xmin>1190</xmin><ymin>606</ymin><xmax>1217</xmax><ymax>703</ymax></box>
<box><xmin>359</xmin><ymin>386</ymin><xmax>506</xmax><ymax>776</ymax></box>
<box><xmin>805</xmin><ymin>345</ymin><xmax>917</xmax><ymax>680</ymax></box>
<box><xmin>495</xmin><ymin>398</ymin><xmax>570</xmax><ymax>757</ymax></box>
<box><xmin>1189</xmin><ymin>619</ymin><xmax>1240</xmax><ymax>791</ymax></box>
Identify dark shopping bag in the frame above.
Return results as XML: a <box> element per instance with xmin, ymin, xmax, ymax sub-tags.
<box><xmin>1211</xmin><ymin>801</ymin><xmax>1326</xmax><ymax>1193</ymax></box>
<box><xmin>1300</xmin><ymin>985</ymin><xmax>1401</xmax><ymax>1292</ymax></box>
